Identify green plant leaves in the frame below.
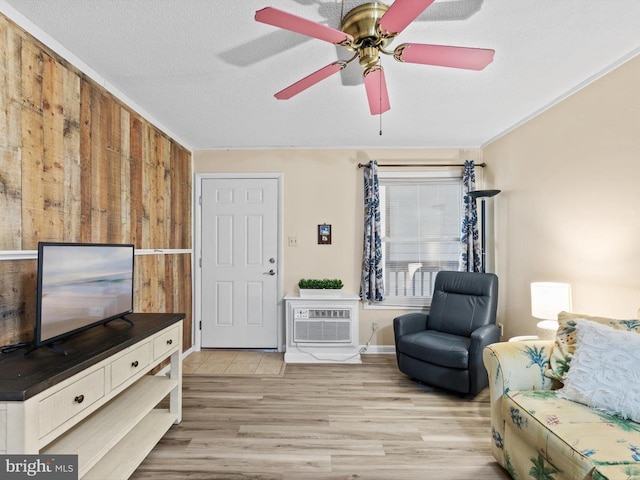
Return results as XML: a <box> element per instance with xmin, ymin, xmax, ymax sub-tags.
<box><xmin>298</xmin><ymin>278</ymin><xmax>343</xmax><ymax>289</ymax></box>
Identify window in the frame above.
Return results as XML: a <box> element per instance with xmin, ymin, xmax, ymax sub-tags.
<box><xmin>378</xmin><ymin>171</ymin><xmax>463</xmax><ymax>308</ymax></box>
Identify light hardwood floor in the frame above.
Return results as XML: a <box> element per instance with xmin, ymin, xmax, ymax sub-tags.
<box><xmin>131</xmin><ymin>354</ymin><xmax>510</xmax><ymax>480</ymax></box>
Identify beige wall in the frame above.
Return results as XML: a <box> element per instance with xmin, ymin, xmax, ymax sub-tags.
<box><xmin>484</xmin><ymin>54</ymin><xmax>640</xmax><ymax>338</ymax></box>
<box><xmin>195</xmin><ymin>55</ymin><xmax>640</xmax><ymax>346</ymax></box>
<box><xmin>194</xmin><ymin>148</ymin><xmax>481</xmax><ymax>346</ymax></box>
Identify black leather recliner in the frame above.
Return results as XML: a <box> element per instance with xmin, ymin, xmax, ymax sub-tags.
<box><xmin>393</xmin><ymin>270</ymin><xmax>499</xmax><ymax>396</ymax></box>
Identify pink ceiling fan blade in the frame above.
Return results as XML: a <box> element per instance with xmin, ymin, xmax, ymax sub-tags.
<box><xmin>255</xmin><ymin>7</ymin><xmax>353</xmax><ymax>45</ymax></box>
<box><xmin>363</xmin><ymin>66</ymin><xmax>390</xmax><ymax>115</ymax></box>
<box><xmin>275</xmin><ymin>62</ymin><xmax>346</xmax><ymax>100</ymax></box>
<box><xmin>378</xmin><ymin>0</ymin><xmax>436</xmax><ymax>36</ymax></box>
<box><xmin>395</xmin><ymin>43</ymin><xmax>495</xmax><ymax>70</ymax></box>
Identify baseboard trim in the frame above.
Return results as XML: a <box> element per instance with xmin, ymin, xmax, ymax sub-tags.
<box><xmin>360</xmin><ymin>345</ymin><xmax>396</xmax><ymax>354</ymax></box>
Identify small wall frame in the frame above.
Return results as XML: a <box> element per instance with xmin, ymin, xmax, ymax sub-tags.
<box><xmin>318</xmin><ymin>224</ymin><xmax>331</xmax><ymax>245</ymax></box>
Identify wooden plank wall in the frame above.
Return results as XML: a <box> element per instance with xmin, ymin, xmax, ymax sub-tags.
<box><xmin>0</xmin><ymin>14</ymin><xmax>192</xmax><ymax>350</ymax></box>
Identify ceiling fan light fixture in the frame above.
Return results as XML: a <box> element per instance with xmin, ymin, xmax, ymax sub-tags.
<box><xmin>359</xmin><ymin>46</ymin><xmax>380</xmax><ymax>68</ymax></box>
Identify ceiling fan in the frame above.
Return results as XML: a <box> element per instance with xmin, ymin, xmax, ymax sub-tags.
<box><xmin>255</xmin><ymin>0</ymin><xmax>495</xmax><ymax>115</ymax></box>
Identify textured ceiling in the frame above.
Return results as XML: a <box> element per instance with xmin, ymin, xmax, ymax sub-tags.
<box><xmin>1</xmin><ymin>0</ymin><xmax>640</xmax><ymax>150</ymax></box>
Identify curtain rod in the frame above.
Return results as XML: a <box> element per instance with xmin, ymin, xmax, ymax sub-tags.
<box><xmin>357</xmin><ymin>162</ymin><xmax>485</xmax><ymax>168</ymax></box>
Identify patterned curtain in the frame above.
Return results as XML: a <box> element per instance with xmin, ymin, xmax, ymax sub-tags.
<box><xmin>459</xmin><ymin>160</ymin><xmax>481</xmax><ymax>272</ymax></box>
<box><xmin>360</xmin><ymin>160</ymin><xmax>384</xmax><ymax>302</ymax></box>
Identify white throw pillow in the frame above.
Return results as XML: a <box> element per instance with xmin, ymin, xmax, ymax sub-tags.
<box><xmin>556</xmin><ymin>318</ymin><xmax>640</xmax><ymax>422</ymax></box>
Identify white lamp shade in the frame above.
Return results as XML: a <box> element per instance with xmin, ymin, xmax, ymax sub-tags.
<box><xmin>531</xmin><ymin>282</ymin><xmax>572</xmax><ymax>320</ymax></box>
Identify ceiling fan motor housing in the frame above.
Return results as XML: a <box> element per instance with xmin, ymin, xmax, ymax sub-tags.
<box><xmin>341</xmin><ymin>2</ymin><xmax>396</xmax><ymax>67</ymax></box>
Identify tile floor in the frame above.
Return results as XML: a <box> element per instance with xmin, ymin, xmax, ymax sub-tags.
<box><xmin>183</xmin><ymin>349</ymin><xmax>285</xmax><ymax>376</ymax></box>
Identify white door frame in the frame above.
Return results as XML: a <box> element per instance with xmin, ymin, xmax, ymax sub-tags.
<box><xmin>194</xmin><ymin>173</ymin><xmax>284</xmax><ymax>352</ymax></box>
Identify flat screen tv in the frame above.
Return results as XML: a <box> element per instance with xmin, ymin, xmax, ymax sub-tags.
<box><xmin>33</xmin><ymin>242</ymin><xmax>135</xmax><ymax>352</ymax></box>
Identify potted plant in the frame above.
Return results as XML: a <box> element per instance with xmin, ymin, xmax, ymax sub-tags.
<box><xmin>298</xmin><ymin>278</ymin><xmax>344</xmax><ymax>298</ymax></box>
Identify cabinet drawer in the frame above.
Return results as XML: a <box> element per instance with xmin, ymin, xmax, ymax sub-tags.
<box><xmin>111</xmin><ymin>342</ymin><xmax>151</xmax><ymax>389</ymax></box>
<box><xmin>153</xmin><ymin>325</ymin><xmax>180</xmax><ymax>360</ymax></box>
<box><xmin>39</xmin><ymin>368</ymin><xmax>105</xmax><ymax>437</ymax></box>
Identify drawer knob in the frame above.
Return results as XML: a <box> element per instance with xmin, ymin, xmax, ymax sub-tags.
<box><xmin>131</xmin><ymin>360</ymin><xmax>139</xmax><ymax>368</ymax></box>
<box><xmin>166</xmin><ymin>339</ymin><xmax>173</xmax><ymax>345</ymax></box>
<box><xmin>74</xmin><ymin>394</ymin><xmax>85</xmax><ymax>404</ymax></box>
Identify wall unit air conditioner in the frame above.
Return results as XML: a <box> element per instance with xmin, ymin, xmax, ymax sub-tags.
<box><xmin>284</xmin><ymin>295</ymin><xmax>361</xmax><ymax>364</ymax></box>
<box><xmin>293</xmin><ymin>308</ymin><xmax>351</xmax><ymax>343</ymax></box>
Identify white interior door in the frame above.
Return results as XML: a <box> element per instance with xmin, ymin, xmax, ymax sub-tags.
<box><xmin>200</xmin><ymin>177</ymin><xmax>279</xmax><ymax>348</ymax></box>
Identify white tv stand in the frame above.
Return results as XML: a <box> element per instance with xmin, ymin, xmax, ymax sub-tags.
<box><xmin>0</xmin><ymin>313</ymin><xmax>183</xmax><ymax>480</ymax></box>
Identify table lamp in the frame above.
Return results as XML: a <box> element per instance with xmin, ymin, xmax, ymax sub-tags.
<box><xmin>530</xmin><ymin>282</ymin><xmax>572</xmax><ymax>340</ymax></box>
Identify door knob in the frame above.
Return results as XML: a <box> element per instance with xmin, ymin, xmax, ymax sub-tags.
<box><xmin>264</xmin><ymin>269</ymin><xmax>276</xmax><ymax>276</ymax></box>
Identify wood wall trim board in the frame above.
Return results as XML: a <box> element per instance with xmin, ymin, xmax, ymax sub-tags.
<box><xmin>0</xmin><ymin>249</ymin><xmax>193</xmax><ymax>261</ymax></box>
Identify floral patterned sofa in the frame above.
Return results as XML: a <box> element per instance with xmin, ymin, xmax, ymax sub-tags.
<box><xmin>483</xmin><ymin>311</ymin><xmax>640</xmax><ymax>480</ymax></box>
